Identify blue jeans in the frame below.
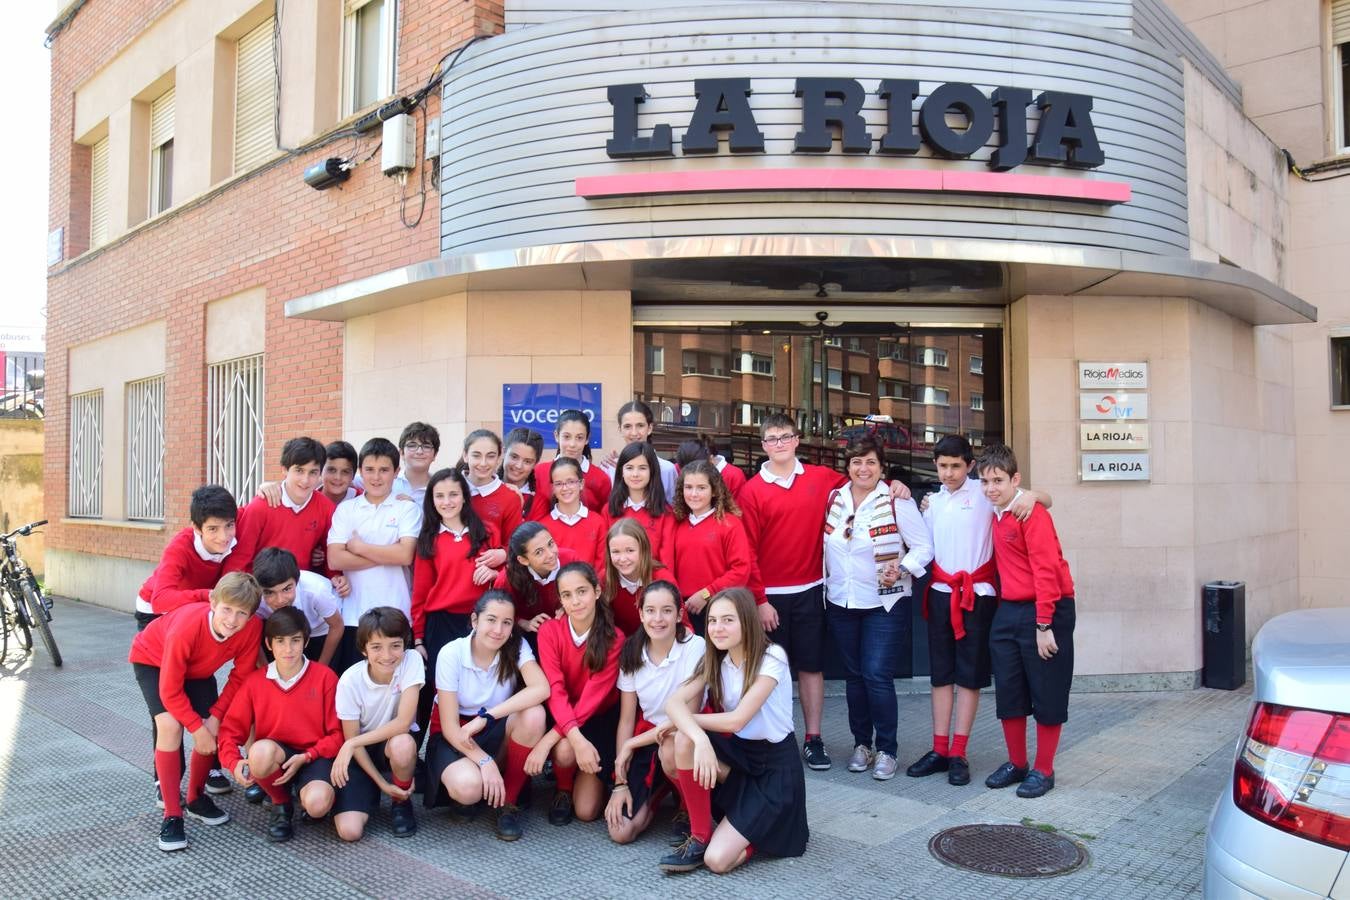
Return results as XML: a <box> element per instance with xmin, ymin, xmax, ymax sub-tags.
<box><xmin>826</xmin><ymin>602</ymin><xmax>907</xmax><ymax>756</ymax></box>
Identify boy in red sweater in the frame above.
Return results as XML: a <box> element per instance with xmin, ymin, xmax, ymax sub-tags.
<box><xmin>225</xmin><ymin>437</ymin><xmax>338</xmax><ymax>581</ymax></box>
<box><xmin>977</xmin><ymin>444</ymin><xmax>1076</xmax><ymax>799</ymax></box>
<box><xmin>219</xmin><ymin>607</ymin><xmax>343</xmax><ymax>842</ymax></box>
<box><xmin>738</xmin><ymin>414</ymin><xmax>908</xmax><ymax>771</ymax></box>
<box><xmin>134</xmin><ymin>485</ymin><xmax>238</xmax><ymax>629</ymax></box>
<box><xmin>129</xmin><ymin>572</ymin><xmax>264</xmax><ymax>852</ymax></box>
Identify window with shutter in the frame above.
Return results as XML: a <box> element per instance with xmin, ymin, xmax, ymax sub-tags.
<box><xmin>234</xmin><ymin>17</ymin><xmax>277</xmax><ymax>174</ymax></box>
<box><xmin>89</xmin><ymin>136</ymin><xmax>109</xmax><ymax>248</ymax></box>
<box><xmin>150</xmin><ymin>87</ymin><xmax>174</xmax><ymax>215</ymax></box>
<box><xmin>344</xmin><ymin>0</ymin><xmax>397</xmax><ymax>115</ymax></box>
<box><xmin>1334</xmin><ymin>0</ymin><xmax>1350</xmax><ymax>150</ymax></box>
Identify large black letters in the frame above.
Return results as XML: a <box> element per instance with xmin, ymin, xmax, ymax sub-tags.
<box><xmin>682</xmin><ymin>78</ymin><xmax>765</xmax><ymax>154</ymax></box>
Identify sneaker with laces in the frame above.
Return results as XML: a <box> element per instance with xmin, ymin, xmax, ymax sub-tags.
<box><xmin>548</xmin><ymin>789</ymin><xmax>574</xmax><ymax>826</ymax></box>
<box><xmin>872</xmin><ymin>752</ymin><xmax>899</xmax><ymax>780</ymax></box>
<box><xmin>184</xmin><ymin>795</ymin><xmax>230</xmax><ymax>825</ymax></box>
<box><xmin>847</xmin><ymin>745</ymin><xmax>877</xmax><ymax>773</ymax></box>
<box><xmin>803</xmin><ymin>736</ymin><xmax>832</xmax><ymax>771</ymax></box>
<box><xmin>495</xmin><ymin>804</ymin><xmax>524</xmax><ymax>841</ymax></box>
<box><xmin>267</xmin><ymin>802</ymin><xmax>295</xmax><ymax>842</ymax></box>
<box><xmin>158</xmin><ymin>815</ymin><xmax>187</xmax><ymax>852</ymax></box>
<box><xmin>659</xmin><ymin>836</ymin><xmax>708</xmax><ymax>873</ymax></box>
<box><xmin>204</xmin><ymin>768</ymin><xmax>232</xmax><ymax>796</ymax></box>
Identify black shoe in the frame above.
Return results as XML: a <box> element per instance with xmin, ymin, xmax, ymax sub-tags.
<box><xmin>184</xmin><ymin>795</ymin><xmax>230</xmax><ymax>826</ymax></box>
<box><xmin>158</xmin><ymin>815</ymin><xmax>187</xmax><ymax>852</ymax></box>
<box><xmin>495</xmin><ymin>804</ymin><xmax>523</xmax><ymax>841</ymax></box>
<box><xmin>245</xmin><ymin>783</ymin><xmax>267</xmax><ymax>805</ymax></box>
<box><xmin>448</xmin><ymin>801</ymin><xmax>481</xmax><ymax>823</ymax></box>
<box><xmin>205</xmin><ymin>768</ymin><xmax>232</xmax><ymax>796</ymax></box>
<box><xmin>391</xmin><ymin>800</ymin><xmax>418</xmax><ymax>837</ymax></box>
<box><xmin>947</xmin><ymin>756</ymin><xmax>971</xmax><ymax>786</ymax></box>
<box><xmin>267</xmin><ymin>802</ymin><xmax>295</xmax><ymax>843</ymax></box>
<box><xmin>548</xmin><ymin>790</ymin><xmax>574</xmax><ymax>826</ymax></box>
<box><xmin>669</xmin><ymin>808</ymin><xmax>691</xmax><ymax>846</ymax></box>
<box><xmin>905</xmin><ymin>750</ymin><xmax>950</xmax><ymax>778</ymax></box>
<box><xmin>1016</xmin><ymin>769</ymin><xmax>1055</xmax><ymax>798</ymax></box>
<box><xmin>985</xmin><ymin>761</ymin><xmax>1030</xmax><ymax>789</ymax></box>
<box><xmin>659</xmin><ymin>836</ymin><xmax>708</xmax><ymax>873</ymax></box>
<box><xmin>803</xmin><ymin>736</ymin><xmax>832</xmax><ymax>771</ymax></box>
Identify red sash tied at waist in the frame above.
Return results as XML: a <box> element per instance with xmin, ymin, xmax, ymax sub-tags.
<box><xmin>926</xmin><ymin>559</ymin><xmax>999</xmax><ymax>641</ymax></box>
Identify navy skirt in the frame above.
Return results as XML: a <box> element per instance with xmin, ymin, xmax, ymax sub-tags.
<box><xmin>710</xmin><ymin>731</ymin><xmax>808</xmax><ymax>858</ymax></box>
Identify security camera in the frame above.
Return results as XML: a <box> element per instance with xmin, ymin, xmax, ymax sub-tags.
<box><xmin>815</xmin><ymin>310</ymin><xmax>829</xmax><ymax>322</ymax></box>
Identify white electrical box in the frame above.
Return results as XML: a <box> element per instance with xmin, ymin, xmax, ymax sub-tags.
<box><xmin>381</xmin><ymin>114</ymin><xmax>416</xmax><ymax>175</ymax></box>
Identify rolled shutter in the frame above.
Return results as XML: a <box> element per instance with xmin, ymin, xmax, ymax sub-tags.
<box><xmin>150</xmin><ymin>87</ymin><xmax>174</xmax><ymax>148</ymax></box>
<box><xmin>89</xmin><ymin>136</ymin><xmax>109</xmax><ymax>247</ymax></box>
<box><xmin>1335</xmin><ymin>0</ymin><xmax>1350</xmax><ymax>46</ymax></box>
<box><xmin>233</xmin><ymin>17</ymin><xmax>277</xmax><ymax>173</ymax></box>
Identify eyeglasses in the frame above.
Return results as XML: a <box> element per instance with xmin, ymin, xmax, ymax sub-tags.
<box><xmin>843</xmin><ymin>514</ymin><xmax>856</xmax><ymax>540</ymax></box>
<box><xmin>553</xmin><ymin>479</ymin><xmax>582</xmax><ymax>489</ymax></box>
<box><xmin>403</xmin><ymin>443</ymin><xmax>435</xmax><ymax>453</ymax></box>
<box><xmin>762</xmin><ymin>434</ymin><xmax>797</xmax><ymax>446</ymax></box>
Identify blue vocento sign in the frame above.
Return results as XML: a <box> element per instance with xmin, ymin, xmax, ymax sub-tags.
<box><xmin>502</xmin><ymin>383</ymin><xmax>603</xmax><ymax>450</ymax></box>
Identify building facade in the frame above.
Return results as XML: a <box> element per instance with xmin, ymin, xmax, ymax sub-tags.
<box><xmin>44</xmin><ymin>0</ymin><xmax>1350</xmax><ymax>687</ymax></box>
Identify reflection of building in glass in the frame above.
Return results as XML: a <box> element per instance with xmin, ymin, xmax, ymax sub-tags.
<box><xmin>0</xmin><ymin>349</ymin><xmax>45</xmax><ymax>419</ymax></box>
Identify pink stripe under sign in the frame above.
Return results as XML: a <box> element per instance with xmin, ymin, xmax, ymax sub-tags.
<box><xmin>574</xmin><ymin>167</ymin><xmax>1131</xmax><ymax>204</ymax></box>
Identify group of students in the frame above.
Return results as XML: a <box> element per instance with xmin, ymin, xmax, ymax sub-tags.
<box><xmin>128</xmin><ymin>400</ymin><xmax>1077</xmax><ymax>875</ymax></box>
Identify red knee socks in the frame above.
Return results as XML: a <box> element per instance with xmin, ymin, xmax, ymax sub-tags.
<box><xmin>1034</xmin><ymin>723</ymin><xmax>1062</xmax><ymax>776</ymax></box>
<box><xmin>554</xmin><ymin>762</ymin><xmax>577</xmax><ymax>793</ymax></box>
<box><xmin>393</xmin><ymin>774</ymin><xmax>413</xmax><ymax>795</ymax></box>
<box><xmin>155</xmin><ymin>749</ymin><xmax>183</xmax><ymax>817</ymax></box>
<box><xmin>256</xmin><ymin>769</ymin><xmax>290</xmax><ymax>805</ymax></box>
<box><xmin>503</xmin><ymin>740</ymin><xmax>532</xmax><ymax>804</ymax></box>
<box><xmin>676</xmin><ymin>769</ymin><xmax>713</xmax><ymax>844</ymax></box>
<box><xmin>1001</xmin><ymin>717</ymin><xmax>1029</xmax><ymax>768</ymax></box>
<box><xmin>185</xmin><ymin>750</ymin><xmax>214</xmax><ymax>804</ymax></box>
<box><xmin>949</xmin><ymin>734</ymin><xmax>969</xmax><ymax>759</ymax></box>
<box><xmin>932</xmin><ymin>733</ymin><xmax>950</xmax><ymax>756</ymax></box>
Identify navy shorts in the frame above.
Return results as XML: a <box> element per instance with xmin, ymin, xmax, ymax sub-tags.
<box><xmin>333</xmin><ymin>740</ymin><xmax>404</xmax><ymax>814</ymax></box>
<box><xmin>133</xmin><ymin>662</ymin><xmax>218</xmax><ymax>724</ymax></box>
<box><xmin>989</xmin><ymin>598</ymin><xmax>1075</xmax><ymax>726</ymax></box>
<box><xmin>766</xmin><ymin>585</ymin><xmax>826</xmax><ymax>674</ymax></box>
<box><xmin>925</xmin><ymin>588</ymin><xmax>997</xmax><ymax>690</ymax></box>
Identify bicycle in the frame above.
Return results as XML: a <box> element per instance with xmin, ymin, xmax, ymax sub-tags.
<box><xmin>1</xmin><ymin>520</ymin><xmax>61</xmax><ymax>667</ymax></box>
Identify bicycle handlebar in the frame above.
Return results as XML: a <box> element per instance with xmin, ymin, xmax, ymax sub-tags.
<box><xmin>3</xmin><ymin>520</ymin><xmax>47</xmax><ymax>540</ymax></box>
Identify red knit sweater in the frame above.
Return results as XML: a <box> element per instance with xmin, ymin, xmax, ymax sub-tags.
<box><xmin>738</xmin><ymin>464</ymin><xmax>846</xmax><ymax>589</ymax></box>
<box><xmin>717</xmin><ymin>460</ymin><xmax>748</xmax><ymax>500</ymax></box>
<box><xmin>218</xmin><ymin>662</ymin><xmax>343</xmax><ymax>769</ymax></box>
<box><xmin>543</xmin><ymin>510</ymin><xmax>607</xmax><ymax>573</ymax></box>
<box><xmin>128</xmin><ymin>604</ymin><xmax>263</xmax><ymax>733</ymax></box>
<box><xmin>529</xmin><ymin>459</ymin><xmax>612</xmax><ymax>520</ymax></box>
<box><xmin>137</xmin><ymin>528</ymin><xmax>229</xmax><ymax>615</ymax></box>
<box><xmin>470</xmin><ymin>485</ymin><xmax>522</xmax><ymax>552</ymax></box>
<box><xmin>991</xmin><ymin>503</ymin><xmax>1076</xmax><ymax>624</ymax></box>
<box><xmin>411</xmin><ymin>531</ymin><xmax>488</xmax><ymax>638</ymax></box>
<box><xmin>537</xmin><ymin>616</ymin><xmax>623</xmax><ymax>737</ymax></box>
<box><xmin>492</xmin><ymin>547</ymin><xmax>580</xmax><ymax>622</ymax></box>
<box><xmin>224</xmin><ymin>491</ymin><xmax>335</xmax><ymax>576</ymax></box>
<box><xmin>616</xmin><ymin>506</ymin><xmax>677</xmax><ymax>570</ymax></box>
<box><xmin>672</xmin><ymin>513</ymin><xmax>764</xmax><ymax>604</ymax></box>
<box><xmin>610</xmin><ymin>566</ymin><xmax>696</xmax><ymax>637</ymax></box>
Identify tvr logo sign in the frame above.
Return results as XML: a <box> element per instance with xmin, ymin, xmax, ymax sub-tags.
<box><xmin>1080</xmin><ymin>392</ymin><xmax>1148</xmax><ymax>421</ymax></box>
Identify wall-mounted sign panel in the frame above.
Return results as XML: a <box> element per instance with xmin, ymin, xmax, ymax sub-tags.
<box><xmin>502</xmin><ymin>383</ymin><xmax>603</xmax><ymax>449</ymax></box>
<box><xmin>1081</xmin><ymin>452</ymin><xmax>1150</xmax><ymax>481</ymax></box>
<box><xmin>1078</xmin><ymin>361</ymin><xmax>1148</xmax><ymax>390</ymax></box>
<box><xmin>1080</xmin><ymin>422</ymin><xmax>1150</xmax><ymax>450</ymax></box>
<box><xmin>1079</xmin><ymin>391</ymin><xmax>1148</xmax><ymax>420</ymax></box>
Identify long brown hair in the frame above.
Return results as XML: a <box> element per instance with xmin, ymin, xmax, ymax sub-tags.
<box><xmin>619</xmin><ymin>580</ymin><xmax>688</xmax><ymax>676</ymax></box>
<box><xmin>505</xmin><ymin>522</ymin><xmax>552</xmax><ymax>611</ymax></box>
<box><xmin>557</xmin><ymin>562</ymin><xmax>617</xmax><ymax>673</ymax></box>
<box><xmin>471</xmin><ymin>590</ymin><xmax>524</xmax><ymax>686</ymax></box>
<box><xmin>602</xmin><ymin>518</ymin><xmax>662</xmax><ymax>608</ymax></box>
<box><xmin>696</xmin><ymin>588</ymin><xmax>768</xmax><ymax>713</ymax></box>
<box><xmin>673</xmin><ymin>459</ymin><xmax>739</xmax><ymax>521</ymax></box>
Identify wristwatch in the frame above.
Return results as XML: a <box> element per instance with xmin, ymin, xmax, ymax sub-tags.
<box><xmin>1035</xmin><ymin>623</ymin><xmax>1052</xmax><ymax>632</ymax></box>
<box><xmin>476</xmin><ymin>706</ymin><xmax>497</xmax><ymax>726</ymax></box>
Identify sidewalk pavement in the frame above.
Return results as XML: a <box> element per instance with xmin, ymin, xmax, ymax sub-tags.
<box><xmin>0</xmin><ymin>599</ymin><xmax>1244</xmax><ymax>899</ymax></box>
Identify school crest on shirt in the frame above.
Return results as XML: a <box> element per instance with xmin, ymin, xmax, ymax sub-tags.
<box><xmin>385</xmin><ymin>516</ymin><xmax>399</xmax><ymax>527</ymax></box>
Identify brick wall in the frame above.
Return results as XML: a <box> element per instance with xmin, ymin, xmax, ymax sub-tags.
<box><xmin>45</xmin><ymin>0</ymin><xmax>503</xmax><ymax>563</ymax></box>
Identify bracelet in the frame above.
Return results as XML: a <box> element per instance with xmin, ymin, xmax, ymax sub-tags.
<box><xmin>612</xmin><ymin>782</ymin><xmax>629</xmax><ymax>791</ymax></box>
<box><xmin>477</xmin><ymin>756</ymin><xmax>492</xmax><ymax>768</ymax></box>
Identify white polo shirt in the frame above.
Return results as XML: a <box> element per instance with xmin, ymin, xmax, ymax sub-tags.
<box><xmin>824</xmin><ymin>485</ymin><xmax>934</xmax><ymax>612</ymax></box>
<box><xmin>720</xmin><ymin>644</ymin><xmax>793</xmax><ymax>742</ymax></box>
<box><xmin>616</xmin><ymin>635</ymin><xmax>703</xmax><ymax>727</ymax></box>
<box><xmin>435</xmin><ymin>635</ymin><xmax>536</xmax><ymax>715</ymax></box>
<box><xmin>328</xmin><ymin>493</ymin><xmax>421</xmax><ymax>621</ymax></box>
<box><xmin>923</xmin><ymin>477</ymin><xmax>996</xmax><ymax>596</ymax></box>
<box><xmin>354</xmin><ymin>470</ymin><xmax>429</xmax><ymax>510</ymax></box>
<box><xmin>336</xmin><ymin>651</ymin><xmax>426</xmax><ymax>735</ymax></box>
<box><xmin>258</xmin><ymin>570</ymin><xmax>341</xmax><ymax>637</ymax></box>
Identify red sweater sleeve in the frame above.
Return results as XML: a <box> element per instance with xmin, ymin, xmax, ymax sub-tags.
<box><xmin>1023</xmin><ymin>506</ymin><xmax>1068</xmax><ymax>623</ymax></box>
<box><xmin>706</xmin><ymin>516</ymin><xmax>759</xmax><ymax>601</ymax></box>
<box><xmin>158</xmin><ymin>618</ymin><xmax>208</xmax><ymax>733</ymax></box>
<box><xmin>655</xmin><ymin>512</ymin><xmax>676</xmax><ymax>570</ymax></box>
<box><xmin>221</xmin><ymin>502</ymin><xmax>262</xmax><ymax>575</ymax></box>
<box><xmin>216</xmin><ymin>675</ymin><xmax>256</xmax><ymax>770</ymax></box>
<box><xmin>150</xmin><ymin>535</ymin><xmax>213</xmax><ymax>614</ymax></box>
<box><xmin>211</xmin><ymin>617</ymin><xmax>263</xmax><ymax>722</ymax></box>
<box><xmin>499</xmin><ymin>495</ymin><xmax>523</xmax><ymax>550</ymax></box>
<box><xmin>537</xmin><ymin>623</ymin><xmax>581</xmax><ymax>736</ymax></box>
<box><xmin>308</xmin><ymin>667</ymin><xmax>345</xmax><ymax>759</ymax></box>
<box><xmin>411</xmin><ymin>552</ymin><xmax>434</xmax><ymax>641</ymax></box>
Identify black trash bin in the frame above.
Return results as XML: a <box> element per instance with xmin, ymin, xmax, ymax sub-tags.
<box><xmin>1202</xmin><ymin>580</ymin><xmax>1246</xmax><ymax>690</ymax></box>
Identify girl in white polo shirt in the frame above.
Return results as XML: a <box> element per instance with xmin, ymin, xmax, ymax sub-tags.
<box><xmin>605</xmin><ymin>580</ymin><xmax>703</xmax><ymax>845</ymax></box>
<box><xmin>659</xmin><ymin>587</ymin><xmax>808</xmax><ymax>874</ymax></box>
<box><xmin>426</xmin><ymin>591</ymin><xmax>550</xmax><ymax>841</ymax></box>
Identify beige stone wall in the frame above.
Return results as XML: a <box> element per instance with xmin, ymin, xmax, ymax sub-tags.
<box><xmin>0</xmin><ymin>420</ymin><xmax>45</xmax><ymax>577</ymax></box>
<box><xmin>1012</xmin><ymin>293</ymin><xmax>1298</xmax><ymax>677</ymax></box>
<box><xmin>344</xmin><ymin>290</ymin><xmax>633</xmax><ymax>465</ymax></box>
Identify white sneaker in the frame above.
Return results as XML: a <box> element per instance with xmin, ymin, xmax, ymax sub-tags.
<box><xmin>847</xmin><ymin>745</ymin><xmax>877</xmax><ymax>773</ymax></box>
<box><xmin>873</xmin><ymin>752</ymin><xmax>899</xmax><ymax>780</ymax></box>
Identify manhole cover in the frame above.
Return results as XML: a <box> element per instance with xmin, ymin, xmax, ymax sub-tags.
<box><xmin>928</xmin><ymin>824</ymin><xmax>1088</xmax><ymax>878</ymax></box>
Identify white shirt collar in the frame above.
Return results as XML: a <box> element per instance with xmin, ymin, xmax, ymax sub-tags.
<box><xmin>206</xmin><ymin>607</ymin><xmax>228</xmax><ymax>642</ymax></box>
<box><xmin>941</xmin><ymin>476</ymin><xmax>977</xmax><ymax>497</ymax></box>
<box><xmin>758</xmin><ymin>458</ymin><xmax>805</xmax><ymax>487</ymax></box>
<box><xmin>439</xmin><ymin>523</ymin><xmax>468</xmax><ymax>541</ymax></box>
<box><xmin>469</xmin><ymin>477</ymin><xmax>502</xmax><ymax>498</ymax></box>
<box><xmin>551</xmin><ymin>504</ymin><xmax>589</xmax><ymax>526</ymax></box>
<box><xmin>624</xmin><ymin>496</ymin><xmax>646</xmax><ymax>511</ymax></box>
<box><xmin>619</xmin><ymin>573</ymin><xmax>642</xmax><ymax>593</ymax></box>
<box><xmin>568</xmin><ymin>618</ymin><xmax>590</xmax><ymax>647</ymax></box>
<box><xmin>531</xmin><ymin>564</ymin><xmax>561</xmax><ymax>586</ymax></box>
<box><xmin>643</xmin><ymin>635</ymin><xmax>691</xmax><ymax>669</ymax></box>
<box><xmin>193</xmin><ymin>532</ymin><xmax>237</xmax><ymax>563</ymax></box>
<box><xmin>713</xmin><ymin>455</ymin><xmax>728</xmax><ymax>471</ymax></box>
<box><xmin>279</xmin><ymin>484</ymin><xmax>313</xmax><ymax>513</ymax></box>
<box><xmin>994</xmin><ymin>488</ymin><xmax>1025</xmax><ymax>520</ymax></box>
<box><xmin>266</xmin><ymin>658</ymin><xmax>310</xmax><ymax>690</ymax></box>
<box><xmin>688</xmin><ymin>509</ymin><xmax>714</xmax><ymax>526</ymax></box>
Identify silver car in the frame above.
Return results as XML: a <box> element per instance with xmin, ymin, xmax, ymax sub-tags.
<box><xmin>1204</xmin><ymin>608</ymin><xmax>1350</xmax><ymax>898</ymax></box>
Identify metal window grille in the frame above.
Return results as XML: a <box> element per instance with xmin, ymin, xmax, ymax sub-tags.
<box><xmin>69</xmin><ymin>391</ymin><xmax>103</xmax><ymax>517</ymax></box>
<box><xmin>207</xmin><ymin>355</ymin><xmax>265</xmax><ymax>503</ymax></box>
<box><xmin>126</xmin><ymin>376</ymin><xmax>165</xmax><ymax>520</ymax></box>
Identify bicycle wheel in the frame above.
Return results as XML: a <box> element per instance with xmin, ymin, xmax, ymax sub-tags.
<box><xmin>21</xmin><ymin>580</ymin><xmax>60</xmax><ymax>667</ymax></box>
<box><xmin>6</xmin><ymin>581</ymin><xmax>31</xmax><ymax>653</ymax></box>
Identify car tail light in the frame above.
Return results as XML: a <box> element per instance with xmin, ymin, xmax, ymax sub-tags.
<box><xmin>1232</xmin><ymin>702</ymin><xmax>1350</xmax><ymax>851</ymax></box>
